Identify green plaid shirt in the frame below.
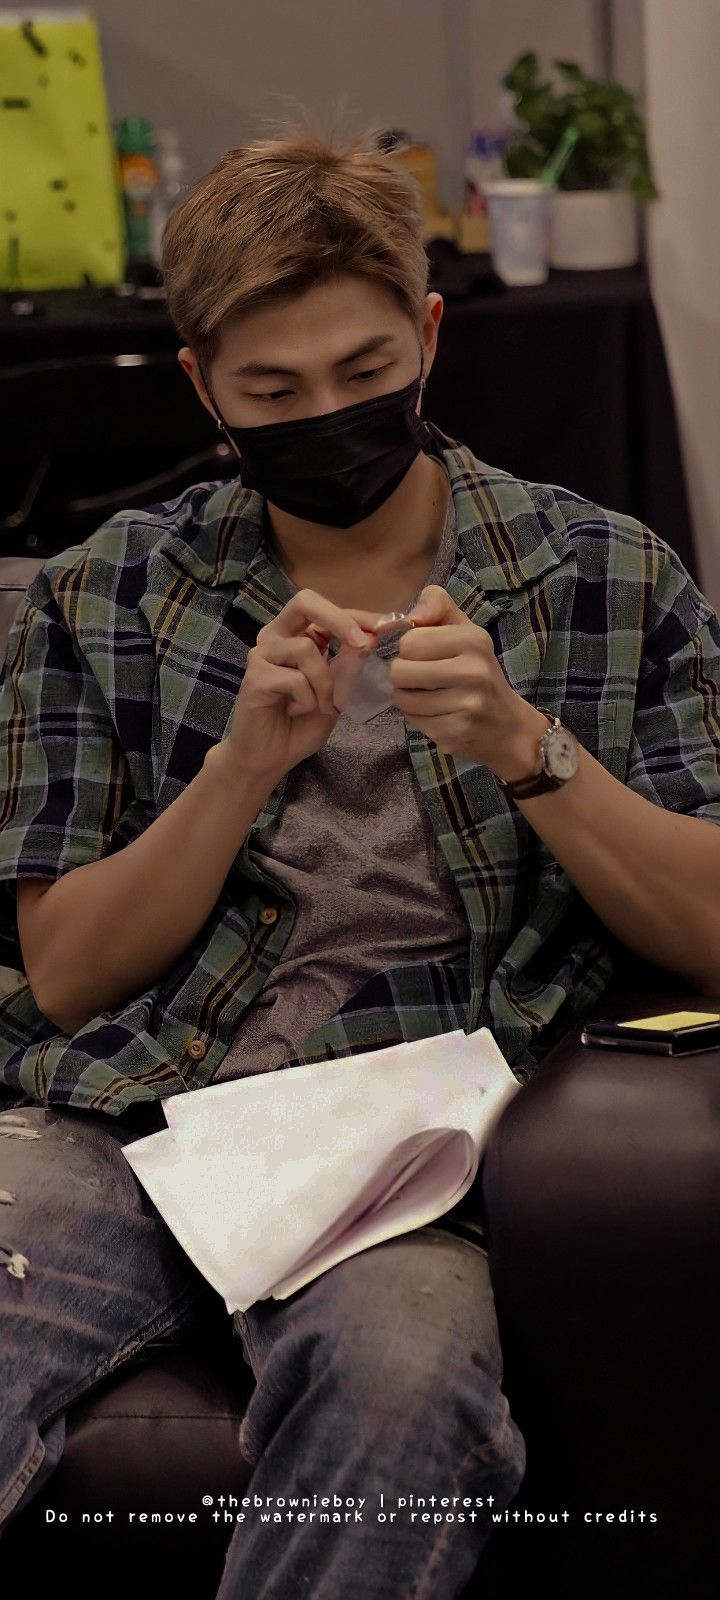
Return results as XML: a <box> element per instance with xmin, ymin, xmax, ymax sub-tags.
<box><xmin>1</xmin><ymin>423</ymin><xmax>720</xmax><ymax>1120</ymax></box>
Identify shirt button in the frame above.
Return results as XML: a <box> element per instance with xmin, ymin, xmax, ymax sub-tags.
<box><xmin>259</xmin><ymin>906</ymin><xmax>278</xmax><ymax>925</ymax></box>
<box><xmin>187</xmin><ymin>1038</ymin><xmax>207</xmax><ymax>1060</ymax></box>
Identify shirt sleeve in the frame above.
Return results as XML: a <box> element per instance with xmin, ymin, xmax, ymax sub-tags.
<box><xmin>624</xmin><ymin>539</ymin><xmax>720</xmax><ymax>826</ymax></box>
<box><xmin>0</xmin><ymin>569</ymin><xmax>133</xmax><ymax>972</ymax></box>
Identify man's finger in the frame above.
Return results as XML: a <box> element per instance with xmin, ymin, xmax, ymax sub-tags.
<box><xmin>392</xmin><ymin>654</ymin><xmax>477</xmax><ymax>690</ymax></box>
<box><xmin>400</xmin><ymin>623</ymin><xmax>481</xmax><ymax>660</ymax></box>
<box><xmin>274</xmin><ymin>591</ymin><xmax>369</xmax><ymax>648</ymax></box>
<box><xmin>406</xmin><ymin>585</ymin><xmax>458</xmax><ymax>623</ymax></box>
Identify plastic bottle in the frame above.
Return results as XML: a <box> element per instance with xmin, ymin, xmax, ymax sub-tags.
<box><xmin>465</xmin><ymin>128</ymin><xmax>511</xmax><ymax>215</ymax></box>
<box><xmin>150</xmin><ymin>128</ymin><xmax>185</xmax><ymax>268</ymax></box>
<box><xmin>116</xmin><ymin>116</ymin><xmax>160</xmax><ymax>269</ymax></box>
<box><xmin>457</xmin><ymin>128</ymin><xmax>512</xmax><ymax>252</ymax></box>
<box><xmin>379</xmin><ymin>129</ymin><xmax>454</xmax><ymax>244</ymax></box>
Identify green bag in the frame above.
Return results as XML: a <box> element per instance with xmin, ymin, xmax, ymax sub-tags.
<box><xmin>0</xmin><ymin>9</ymin><xmax>126</xmax><ymax>289</ymax></box>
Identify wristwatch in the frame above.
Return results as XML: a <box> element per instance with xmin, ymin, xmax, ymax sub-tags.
<box><xmin>495</xmin><ymin>706</ymin><xmax>579</xmax><ymax>802</ymax></box>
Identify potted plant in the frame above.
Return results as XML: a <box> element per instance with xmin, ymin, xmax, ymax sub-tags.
<box><xmin>501</xmin><ymin>52</ymin><xmax>660</xmax><ymax>269</ymax></box>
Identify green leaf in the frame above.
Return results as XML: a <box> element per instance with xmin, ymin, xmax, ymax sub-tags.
<box><xmin>502</xmin><ymin>51</ymin><xmax>540</xmax><ymax>95</ymax></box>
<box><xmin>504</xmin><ymin>139</ymin><xmax>546</xmax><ymax>180</ymax></box>
<box><xmin>554</xmin><ymin>59</ymin><xmax>587</xmax><ymax>88</ymax></box>
<box><xmin>574</xmin><ymin>110</ymin><xmax>607</xmax><ymax>144</ymax></box>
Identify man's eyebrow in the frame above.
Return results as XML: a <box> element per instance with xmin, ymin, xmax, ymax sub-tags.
<box><xmin>229</xmin><ymin>333</ymin><xmax>397</xmax><ymax>380</ymax></box>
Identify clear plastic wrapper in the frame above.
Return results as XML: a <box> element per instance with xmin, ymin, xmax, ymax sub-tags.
<box><xmin>323</xmin><ymin>611</ymin><xmax>418</xmax><ymax>719</ymax></box>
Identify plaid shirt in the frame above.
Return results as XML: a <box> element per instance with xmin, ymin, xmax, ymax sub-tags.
<box><xmin>1</xmin><ymin>422</ymin><xmax>720</xmax><ymax>1120</ymax></box>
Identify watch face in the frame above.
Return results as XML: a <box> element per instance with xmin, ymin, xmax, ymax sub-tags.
<box><xmin>543</xmin><ymin>726</ymin><xmax>578</xmax><ymax>780</ymax></box>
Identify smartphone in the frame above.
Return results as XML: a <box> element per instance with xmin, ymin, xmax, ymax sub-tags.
<box><xmin>581</xmin><ymin>1008</ymin><xmax>720</xmax><ymax>1056</ymax></box>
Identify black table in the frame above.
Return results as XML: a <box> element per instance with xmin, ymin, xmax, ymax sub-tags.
<box><xmin>0</xmin><ymin>266</ymin><xmax>697</xmax><ymax>582</ymax></box>
<box><xmin>426</xmin><ymin>265</ymin><xmax>696</xmax><ymax>583</ymax></box>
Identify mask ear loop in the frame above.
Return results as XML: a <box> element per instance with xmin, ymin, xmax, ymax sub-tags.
<box><xmin>198</xmin><ymin>362</ymin><xmax>242</xmax><ymax>458</ymax></box>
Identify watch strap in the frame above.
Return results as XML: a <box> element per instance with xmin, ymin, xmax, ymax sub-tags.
<box><xmin>496</xmin><ymin>707</ymin><xmax>565</xmax><ymax>800</ymax></box>
<box><xmin>500</xmin><ymin>767</ymin><xmax>565</xmax><ymax>800</ymax></box>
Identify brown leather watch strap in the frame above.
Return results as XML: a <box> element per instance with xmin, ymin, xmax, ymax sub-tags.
<box><xmin>496</xmin><ymin>707</ymin><xmax>560</xmax><ymax>801</ymax></box>
<box><xmin>499</xmin><ymin>767</ymin><xmax>566</xmax><ymax>801</ymax></box>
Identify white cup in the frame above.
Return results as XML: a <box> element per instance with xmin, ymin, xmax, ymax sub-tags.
<box><xmin>482</xmin><ymin>179</ymin><xmax>554</xmax><ymax>286</ymax></box>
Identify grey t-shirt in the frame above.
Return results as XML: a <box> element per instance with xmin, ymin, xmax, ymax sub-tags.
<box><xmin>216</xmin><ymin>473</ymin><xmax>471</xmax><ymax>1083</ymax></box>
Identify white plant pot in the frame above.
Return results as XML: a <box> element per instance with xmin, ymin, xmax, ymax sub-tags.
<box><xmin>550</xmin><ymin>190</ymin><xmax>639</xmax><ymax>269</ymax></box>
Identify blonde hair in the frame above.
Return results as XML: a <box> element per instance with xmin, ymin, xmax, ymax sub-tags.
<box><xmin>160</xmin><ymin>115</ymin><xmax>429</xmax><ymax>373</ymax></box>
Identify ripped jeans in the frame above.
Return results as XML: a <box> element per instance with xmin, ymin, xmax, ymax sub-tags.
<box><xmin>0</xmin><ymin>1099</ymin><xmax>527</xmax><ymax>1599</ymax></box>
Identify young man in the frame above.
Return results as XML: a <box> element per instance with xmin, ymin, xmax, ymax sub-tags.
<box><xmin>1</xmin><ymin>124</ymin><xmax>720</xmax><ymax>1596</ymax></box>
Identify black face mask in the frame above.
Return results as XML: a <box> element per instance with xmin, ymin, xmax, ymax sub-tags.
<box><xmin>200</xmin><ymin>340</ymin><xmax>434</xmax><ymax>528</ymax></box>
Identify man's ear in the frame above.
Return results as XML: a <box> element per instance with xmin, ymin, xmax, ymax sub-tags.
<box><xmin>177</xmin><ymin>347</ymin><xmax>216</xmax><ymax>421</ymax></box>
<box><xmin>421</xmin><ymin>294</ymin><xmax>443</xmax><ymax>382</ymax></box>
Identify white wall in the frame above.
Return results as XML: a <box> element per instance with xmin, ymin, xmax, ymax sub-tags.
<box><xmin>465</xmin><ymin>0</ymin><xmax>603</xmax><ymax>127</ymax></box>
<box><xmin>610</xmin><ymin>0</ymin><xmax>645</xmax><ymax>96</ymax></box>
<box><xmin>642</xmin><ymin>0</ymin><xmax>720</xmax><ymax>609</ymax></box>
<box><xmin>23</xmin><ymin>1</ymin><xmax>602</xmax><ymax>208</ymax></box>
<box><xmin>23</xmin><ymin>0</ymin><xmax>466</xmax><ymax>206</ymax></box>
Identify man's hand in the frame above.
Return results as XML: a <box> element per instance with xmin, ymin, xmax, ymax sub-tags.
<box><xmin>386</xmin><ymin>585</ymin><xmax>544</xmax><ymax>779</ymax></box>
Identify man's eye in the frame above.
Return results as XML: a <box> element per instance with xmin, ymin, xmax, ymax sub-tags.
<box><xmin>351</xmin><ymin>365</ymin><xmax>391</xmax><ymax>382</ymax></box>
<box><xmin>249</xmin><ymin>365</ymin><xmax>391</xmax><ymax>404</ymax></box>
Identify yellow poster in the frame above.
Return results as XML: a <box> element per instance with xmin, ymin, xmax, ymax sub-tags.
<box><xmin>0</xmin><ymin>10</ymin><xmax>126</xmax><ymax>289</ymax></box>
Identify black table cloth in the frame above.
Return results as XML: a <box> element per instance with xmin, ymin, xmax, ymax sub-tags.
<box><xmin>0</xmin><ymin>265</ymin><xmax>697</xmax><ymax>583</ymax></box>
<box><xmin>424</xmin><ymin>265</ymin><xmax>696</xmax><ymax>583</ymax></box>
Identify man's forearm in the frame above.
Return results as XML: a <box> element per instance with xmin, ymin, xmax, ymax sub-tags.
<box><xmin>35</xmin><ymin>744</ymin><xmax>279</xmax><ymax>1033</ymax></box>
<box><xmin>502</xmin><ymin>699</ymin><xmax>720</xmax><ymax>995</ymax></box>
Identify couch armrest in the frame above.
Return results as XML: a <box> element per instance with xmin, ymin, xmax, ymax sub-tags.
<box><xmin>479</xmin><ymin>974</ymin><xmax>720</xmax><ymax>1536</ymax></box>
<box><xmin>482</xmin><ymin>976</ymin><xmax>720</xmax><ymax>1244</ymax></box>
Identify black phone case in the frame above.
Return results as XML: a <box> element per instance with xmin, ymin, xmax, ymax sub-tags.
<box><xmin>581</xmin><ymin>1019</ymin><xmax>720</xmax><ymax>1056</ymax></box>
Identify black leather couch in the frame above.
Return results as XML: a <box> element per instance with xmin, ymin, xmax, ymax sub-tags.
<box><xmin>2</xmin><ymin>955</ymin><xmax>719</xmax><ymax>1599</ymax></box>
<box><xmin>1</xmin><ymin>561</ymin><xmax>718</xmax><ymax>1598</ymax></box>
